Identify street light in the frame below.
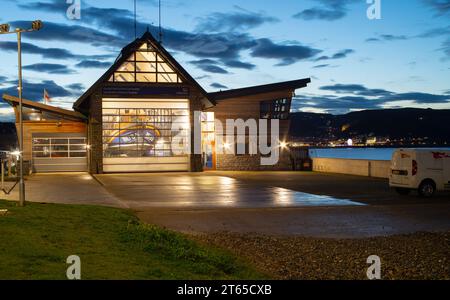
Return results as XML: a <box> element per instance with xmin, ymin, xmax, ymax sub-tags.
<box><xmin>0</xmin><ymin>20</ymin><xmax>43</xmax><ymax>207</ymax></box>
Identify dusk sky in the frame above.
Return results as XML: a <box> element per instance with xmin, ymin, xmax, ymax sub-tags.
<box><xmin>0</xmin><ymin>0</ymin><xmax>449</xmax><ymax>121</ymax></box>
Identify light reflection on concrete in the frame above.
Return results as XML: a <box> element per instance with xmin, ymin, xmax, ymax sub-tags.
<box><xmin>271</xmin><ymin>187</ymin><xmax>365</xmax><ymax>207</ymax></box>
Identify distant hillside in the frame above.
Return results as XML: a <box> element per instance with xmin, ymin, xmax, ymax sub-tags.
<box><xmin>0</xmin><ymin>123</ymin><xmax>17</xmax><ymax>151</ymax></box>
<box><xmin>290</xmin><ymin>108</ymin><xmax>450</xmax><ymax>143</ymax></box>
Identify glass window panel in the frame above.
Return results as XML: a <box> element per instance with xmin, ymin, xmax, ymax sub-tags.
<box><xmin>156</xmin><ymin>54</ymin><xmax>164</xmax><ymax>62</ymax></box>
<box><xmin>32</xmin><ymin>146</ymin><xmax>50</xmax><ymax>152</ymax></box>
<box><xmin>136</xmin><ymin>51</ymin><xmax>156</xmax><ymax>62</ymax></box>
<box><xmin>117</xmin><ymin>61</ymin><xmax>135</xmax><ymax>72</ymax></box>
<box><xmin>136</xmin><ymin>62</ymin><xmax>156</xmax><ymax>72</ymax></box>
<box><xmin>33</xmin><ymin>138</ymin><xmax>50</xmax><ymax>145</ymax></box>
<box><xmin>51</xmin><ymin>145</ymin><xmax>68</xmax><ymax>151</ymax></box>
<box><xmin>157</xmin><ymin>63</ymin><xmax>174</xmax><ymax>73</ymax></box>
<box><xmin>33</xmin><ymin>152</ymin><xmax>50</xmax><ymax>158</ymax></box>
<box><xmin>158</xmin><ymin>73</ymin><xmax>178</xmax><ymax>83</ymax></box>
<box><xmin>70</xmin><ymin>152</ymin><xmax>87</xmax><ymax>158</ymax></box>
<box><xmin>136</xmin><ymin>73</ymin><xmax>157</xmax><ymax>82</ymax></box>
<box><xmin>70</xmin><ymin>145</ymin><xmax>87</xmax><ymax>151</ymax></box>
<box><xmin>51</xmin><ymin>152</ymin><xmax>69</xmax><ymax>158</ymax></box>
<box><xmin>114</xmin><ymin>72</ymin><xmax>135</xmax><ymax>82</ymax></box>
<box><xmin>52</xmin><ymin>139</ymin><xmax>69</xmax><ymax>145</ymax></box>
<box><xmin>69</xmin><ymin>139</ymin><xmax>86</xmax><ymax>145</ymax></box>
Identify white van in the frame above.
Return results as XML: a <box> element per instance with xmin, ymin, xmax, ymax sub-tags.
<box><xmin>390</xmin><ymin>149</ymin><xmax>450</xmax><ymax>197</ymax></box>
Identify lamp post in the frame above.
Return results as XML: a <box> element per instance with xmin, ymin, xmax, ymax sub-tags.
<box><xmin>0</xmin><ymin>20</ymin><xmax>43</xmax><ymax>207</ymax></box>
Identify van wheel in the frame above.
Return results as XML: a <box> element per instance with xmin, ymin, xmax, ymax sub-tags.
<box><xmin>418</xmin><ymin>180</ymin><xmax>436</xmax><ymax>198</ymax></box>
<box><xmin>395</xmin><ymin>188</ymin><xmax>411</xmax><ymax>195</ymax></box>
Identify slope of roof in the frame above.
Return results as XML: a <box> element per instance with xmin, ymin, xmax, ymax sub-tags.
<box><xmin>73</xmin><ymin>30</ymin><xmax>210</xmax><ymax>110</ymax></box>
<box><xmin>3</xmin><ymin>94</ymin><xmax>87</xmax><ymax>120</ymax></box>
<box><xmin>208</xmin><ymin>78</ymin><xmax>311</xmax><ymax>101</ymax></box>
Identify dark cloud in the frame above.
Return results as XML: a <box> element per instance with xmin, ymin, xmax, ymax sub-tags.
<box><xmin>210</xmin><ymin>83</ymin><xmax>228</xmax><ymax>90</ymax></box>
<box><xmin>298</xmin><ymin>83</ymin><xmax>450</xmax><ymax>114</ymax></box>
<box><xmin>195</xmin><ymin>9</ymin><xmax>278</xmax><ymax>32</ymax></box>
<box><xmin>75</xmin><ymin>60</ymin><xmax>113</xmax><ymax>69</ymax></box>
<box><xmin>0</xmin><ymin>41</ymin><xmax>112</xmax><ymax>61</ymax></box>
<box><xmin>365</xmin><ymin>34</ymin><xmax>409</xmax><ymax>42</ymax></box>
<box><xmin>313</xmin><ymin>64</ymin><xmax>330</xmax><ymax>68</ymax></box>
<box><xmin>66</xmin><ymin>83</ymin><xmax>85</xmax><ymax>92</ymax></box>
<box><xmin>19</xmin><ymin>1</ymin><xmax>325</xmax><ymax>66</ymax></box>
<box><xmin>222</xmin><ymin>60</ymin><xmax>256</xmax><ymax>70</ymax></box>
<box><xmin>293</xmin><ymin>0</ymin><xmax>359</xmax><ymax>21</ymax></box>
<box><xmin>23</xmin><ymin>63</ymin><xmax>76</xmax><ymax>74</ymax></box>
<box><xmin>422</xmin><ymin>0</ymin><xmax>450</xmax><ymax>16</ymax></box>
<box><xmin>314</xmin><ymin>49</ymin><xmax>354</xmax><ymax>61</ymax></box>
<box><xmin>2</xmin><ymin>79</ymin><xmax>73</xmax><ymax>101</ymax></box>
<box><xmin>251</xmin><ymin>39</ymin><xmax>321</xmax><ymax>66</ymax></box>
<box><xmin>10</xmin><ymin>20</ymin><xmax>126</xmax><ymax>48</ymax></box>
<box><xmin>189</xmin><ymin>59</ymin><xmax>230</xmax><ymax>74</ymax></box>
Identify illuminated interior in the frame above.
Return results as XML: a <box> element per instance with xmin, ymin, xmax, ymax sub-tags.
<box><xmin>108</xmin><ymin>43</ymin><xmax>184</xmax><ymax>84</ymax></box>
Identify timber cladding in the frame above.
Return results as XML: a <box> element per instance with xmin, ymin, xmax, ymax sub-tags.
<box><xmin>16</xmin><ymin>121</ymin><xmax>87</xmax><ymax>161</ymax></box>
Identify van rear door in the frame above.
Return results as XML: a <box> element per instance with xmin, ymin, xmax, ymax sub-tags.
<box><xmin>391</xmin><ymin>151</ymin><xmax>412</xmax><ymax>185</ymax></box>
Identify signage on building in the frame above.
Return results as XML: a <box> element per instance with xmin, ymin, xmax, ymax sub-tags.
<box><xmin>102</xmin><ymin>86</ymin><xmax>190</xmax><ymax>97</ymax></box>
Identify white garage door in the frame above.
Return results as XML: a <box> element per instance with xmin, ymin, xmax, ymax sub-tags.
<box><xmin>102</xmin><ymin>98</ymin><xmax>190</xmax><ymax>173</ymax></box>
<box><xmin>32</xmin><ymin>133</ymin><xmax>88</xmax><ymax>173</ymax></box>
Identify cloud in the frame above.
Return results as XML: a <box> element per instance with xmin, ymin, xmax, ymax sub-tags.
<box><xmin>19</xmin><ymin>1</ymin><xmax>325</xmax><ymax>66</ymax></box>
<box><xmin>222</xmin><ymin>60</ymin><xmax>256</xmax><ymax>70</ymax></box>
<box><xmin>23</xmin><ymin>63</ymin><xmax>76</xmax><ymax>74</ymax></box>
<box><xmin>1</xmin><ymin>79</ymin><xmax>73</xmax><ymax>101</ymax></box>
<box><xmin>210</xmin><ymin>83</ymin><xmax>228</xmax><ymax>90</ymax></box>
<box><xmin>195</xmin><ymin>8</ymin><xmax>279</xmax><ymax>32</ymax></box>
<box><xmin>297</xmin><ymin>83</ymin><xmax>450</xmax><ymax>114</ymax></box>
<box><xmin>313</xmin><ymin>64</ymin><xmax>330</xmax><ymax>68</ymax></box>
<box><xmin>422</xmin><ymin>0</ymin><xmax>450</xmax><ymax>17</ymax></box>
<box><xmin>251</xmin><ymin>39</ymin><xmax>321</xmax><ymax>66</ymax></box>
<box><xmin>66</xmin><ymin>83</ymin><xmax>85</xmax><ymax>92</ymax></box>
<box><xmin>293</xmin><ymin>0</ymin><xmax>359</xmax><ymax>21</ymax></box>
<box><xmin>314</xmin><ymin>49</ymin><xmax>354</xmax><ymax>61</ymax></box>
<box><xmin>189</xmin><ymin>59</ymin><xmax>230</xmax><ymax>74</ymax></box>
<box><xmin>365</xmin><ymin>34</ymin><xmax>409</xmax><ymax>42</ymax></box>
<box><xmin>0</xmin><ymin>41</ymin><xmax>112</xmax><ymax>61</ymax></box>
<box><xmin>75</xmin><ymin>60</ymin><xmax>113</xmax><ymax>69</ymax></box>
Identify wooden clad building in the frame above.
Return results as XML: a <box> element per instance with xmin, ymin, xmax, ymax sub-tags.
<box><xmin>2</xmin><ymin>31</ymin><xmax>310</xmax><ymax>174</ymax></box>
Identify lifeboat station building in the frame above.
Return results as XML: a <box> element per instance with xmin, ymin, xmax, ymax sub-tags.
<box><xmin>2</xmin><ymin>31</ymin><xmax>310</xmax><ymax>174</ymax></box>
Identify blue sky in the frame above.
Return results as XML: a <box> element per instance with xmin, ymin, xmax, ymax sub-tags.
<box><xmin>0</xmin><ymin>0</ymin><xmax>449</xmax><ymax>120</ymax></box>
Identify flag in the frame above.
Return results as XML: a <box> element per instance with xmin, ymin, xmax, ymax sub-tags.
<box><xmin>44</xmin><ymin>89</ymin><xmax>51</xmax><ymax>104</ymax></box>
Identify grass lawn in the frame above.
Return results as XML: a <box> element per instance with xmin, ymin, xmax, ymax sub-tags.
<box><xmin>0</xmin><ymin>200</ymin><xmax>264</xmax><ymax>280</ymax></box>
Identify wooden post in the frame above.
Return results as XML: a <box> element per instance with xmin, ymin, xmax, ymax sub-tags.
<box><xmin>1</xmin><ymin>159</ymin><xmax>4</xmax><ymax>190</ymax></box>
<box><xmin>8</xmin><ymin>156</ymin><xmax>12</xmax><ymax>177</ymax></box>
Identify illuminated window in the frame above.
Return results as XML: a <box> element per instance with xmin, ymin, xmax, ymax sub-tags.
<box><xmin>32</xmin><ymin>138</ymin><xmax>87</xmax><ymax>158</ymax></box>
<box><xmin>109</xmin><ymin>42</ymin><xmax>184</xmax><ymax>83</ymax></box>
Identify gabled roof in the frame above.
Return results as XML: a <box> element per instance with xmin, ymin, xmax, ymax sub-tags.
<box><xmin>73</xmin><ymin>30</ymin><xmax>210</xmax><ymax>111</ymax></box>
<box><xmin>3</xmin><ymin>94</ymin><xmax>86</xmax><ymax>121</ymax></box>
<box><xmin>208</xmin><ymin>78</ymin><xmax>311</xmax><ymax>101</ymax></box>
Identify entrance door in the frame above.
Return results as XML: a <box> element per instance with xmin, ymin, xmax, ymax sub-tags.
<box><xmin>202</xmin><ymin>112</ymin><xmax>216</xmax><ymax>170</ymax></box>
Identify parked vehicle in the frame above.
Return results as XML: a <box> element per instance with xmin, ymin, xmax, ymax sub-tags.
<box><xmin>390</xmin><ymin>149</ymin><xmax>450</xmax><ymax>197</ymax></box>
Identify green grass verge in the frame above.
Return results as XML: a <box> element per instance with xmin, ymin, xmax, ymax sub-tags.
<box><xmin>0</xmin><ymin>200</ymin><xmax>265</xmax><ymax>280</ymax></box>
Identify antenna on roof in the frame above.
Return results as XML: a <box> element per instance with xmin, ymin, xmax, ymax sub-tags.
<box><xmin>134</xmin><ymin>0</ymin><xmax>137</xmax><ymax>39</ymax></box>
<box><xmin>159</xmin><ymin>0</ymin><xmax>163</xmax><ymax>43</ymax></box>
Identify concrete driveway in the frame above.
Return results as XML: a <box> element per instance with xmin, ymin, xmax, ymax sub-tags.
<box><xmin>95</xmin><ymin>172</ymin><xmax>450</xmax><ymax>238</ymax></box>
<box><xmin>2</xmin><ymin>173</ymin><xmax>124</xmax><ymax>208</ymax></box>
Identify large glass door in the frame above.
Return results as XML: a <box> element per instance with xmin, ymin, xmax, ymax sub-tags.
<box><xmin>201</xmin><ymin>112</ymin><xmax>216</xmax><ymax>170</ymax></box>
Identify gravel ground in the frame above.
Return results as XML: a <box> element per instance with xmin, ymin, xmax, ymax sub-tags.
<box><xmin>194</xmin><ymin>232</ymin><xmax>450</xmax><ymax>280</ymax></box>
